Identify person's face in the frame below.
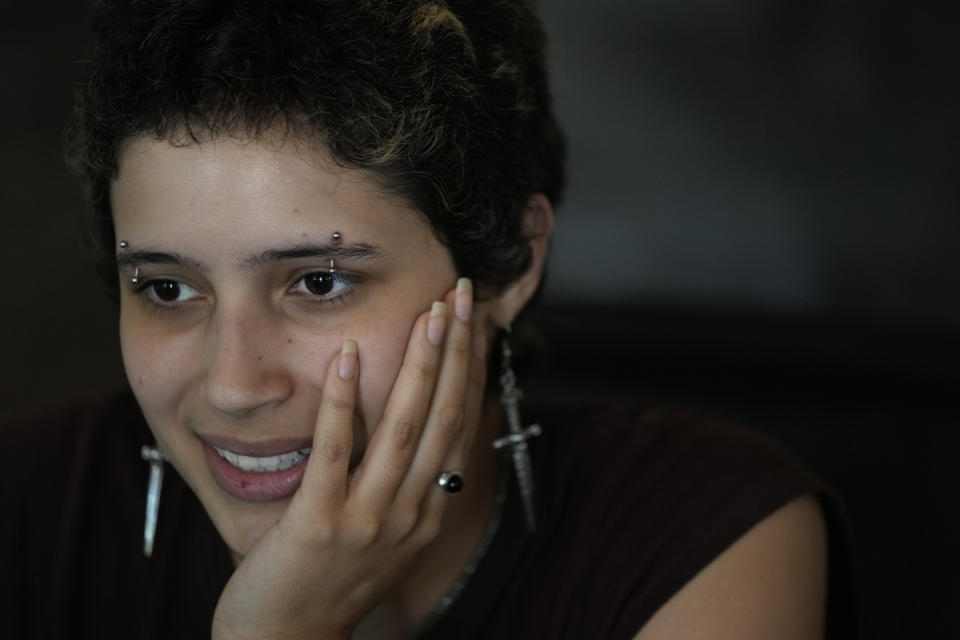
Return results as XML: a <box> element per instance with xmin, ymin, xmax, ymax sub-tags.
<box><xmin>112</xmin><ymin>134</ymin><xmax>458</xmax><ymax>557</ymax></box>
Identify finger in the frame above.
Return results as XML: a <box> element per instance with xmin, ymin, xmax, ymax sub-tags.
<box><xmin>350</xmin><ymin>301</ymin><xmax>447</xmax><ymax>511</ymax></box>
<box><xmin>455</xmin><ymin>320</ymin><xmax>489</xmax><ymax>464</ymax></box>
<box><xmin>419</xmin><ymin>318</ymin><xmax>489</xmax><ymax>523</ymax></box>
<box><xmin>299</xmin><ymin>340</ymin><xmax>358</xmax><ymax>511</ymax></box>
<box><xmin>421</xmin><ymin>315</ymin><xmax>489</xmax><ymax>515</ymax></box>
<box><xmin>399</xmin><ymin>277</ymin><xmax>475</xmax><ymax>501</ymax></box>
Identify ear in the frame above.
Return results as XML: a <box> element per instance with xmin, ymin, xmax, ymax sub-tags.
<box><xmin>483</xmin><ymin>193</ymin><xmax>554</xmax><ymax>329</ymax></box>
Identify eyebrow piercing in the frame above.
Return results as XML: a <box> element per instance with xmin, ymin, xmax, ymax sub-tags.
<box><xmin>131</xmin><ymin>267</ymin><xmax>141</xmax><ymax>284</ymax></box>
<box><xmin>331</xmin><ymin>231</ymin><xmax>342</xmax><ymax>245</ymax></box>
<box><xmin>119</xmin><ymin>241</ymin><xmax>129</xmax><ymax>249</ymax></box>
<box><xmin>328</xmin><ymin>259</ymin><xmax>336</xmax><ymax>274</ymax></box>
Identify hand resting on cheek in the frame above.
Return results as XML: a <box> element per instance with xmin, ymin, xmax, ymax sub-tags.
<box><xmin>212</xmin><ymin>279</ymin><xmax>489</xmax><ymax>640</ymax></box>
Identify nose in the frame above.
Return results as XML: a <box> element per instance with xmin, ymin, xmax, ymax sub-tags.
<box><xmin>202</xmin><ymin>305</ymin><xmax>294</xmax><ymax>419</ymax></box>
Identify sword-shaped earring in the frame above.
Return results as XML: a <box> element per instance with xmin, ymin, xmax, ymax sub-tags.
<box><xmin>140</xmin><ymin>445</ymin><xmax>166</xmax><ymax>558</ymax></box>
<box><xmin>492</xmin><ymin>324</ymin><xmax>541</xmax><ymax>532</ymax></box>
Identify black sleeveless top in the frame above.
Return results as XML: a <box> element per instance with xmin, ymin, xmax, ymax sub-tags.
<box><xmin>1</xmin><ymin>394</ymin><xmax>856</xmax><ymax>639</ymax></box>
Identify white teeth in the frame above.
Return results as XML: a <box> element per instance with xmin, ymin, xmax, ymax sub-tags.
<box><xmin>214</xmin><ymin>446</ymin><xmax>312</xmax><ymax>473</ymax></box>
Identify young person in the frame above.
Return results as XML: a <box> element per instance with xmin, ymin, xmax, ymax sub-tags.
<box><xmin>2</xmin><ymin>1</ymin><xmax>854</xmax><ymax>638</ymax></box>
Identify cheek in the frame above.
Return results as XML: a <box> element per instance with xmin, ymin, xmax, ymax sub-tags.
<box><xmin>277</xmin><ymin>316</ymin><xmax>413</xmax><ymax>436</ymax></box>
<box><xmin>119</xmin><ymin>308</ymin><xmax>192</xmax><ymax>415</ymax></box>
<box><xmin>121</xmin><ymin>293</ymin><xmax>428</xmax><ymax>442</ymax></box>
<box><xmin>354</xmin><ymin>320</ymin><xmax>413</xmax><ymax>427</ymax></box>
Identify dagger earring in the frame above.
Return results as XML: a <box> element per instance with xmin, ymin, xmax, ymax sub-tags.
<box><xmin>492</xmin><ymin>324</ymin><xmax>541</xmax><ymax>532</ymax></box>
<box><xmin>140</xmin><ymin>445</ymin><xmax>167</xmax><ymax>558</ymax></box>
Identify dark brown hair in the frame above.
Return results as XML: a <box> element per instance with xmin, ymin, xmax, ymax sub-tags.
<box><xmin>67</xmin><ymin>0</ymin><xmax>566</xmax><ymax>301</ymax></box>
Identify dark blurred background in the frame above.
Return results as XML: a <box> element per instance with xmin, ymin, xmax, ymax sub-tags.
<box><xmin>1</xmin><ymin>1</ymin><xmax>957</xmax><ymax>637</ymax></box>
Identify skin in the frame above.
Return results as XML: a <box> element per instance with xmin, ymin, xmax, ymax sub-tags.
<box><xmin>635</xmin><ymin>495</ymin><xmax>828</xmax><ymax>640</ymax></box>
<box><xmin>111</xmin><ymin>132</ymin><xmax>827</xmax><ymax>638</ymax></box>
<box><xmin>114</xmin><ymin>133</ymin><xmax>460</xmax><ymax>556</ymax></box>
<box><xmin>111</xmin><ymin>132</ymin><xmax>550</xmax><ymax>637</ymax></box>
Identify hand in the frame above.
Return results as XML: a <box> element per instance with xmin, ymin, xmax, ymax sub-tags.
<box><xmin>211</xmin><ymin>278</ymin><xmax>487</xmax><ymax>640</ymax></box>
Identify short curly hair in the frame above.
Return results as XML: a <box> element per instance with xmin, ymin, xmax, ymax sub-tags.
<box><xmin>66</xmin><ymin>0</ymin><xmax>566</xmax><ymax>301</ymax></box>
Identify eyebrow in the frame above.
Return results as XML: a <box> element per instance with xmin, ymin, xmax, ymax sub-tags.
<box><xmin>115</xmin><ymin>242</ymin><xmax>386</xmax><ymax>271</ymax></box>
<box><xmin>116</xmin><ymin>250</ymin><xmax>205</xmax><ymax>271</ymax></box>
<box><xmin>243</xmin><ymin>243</ymin><xmax>386</xmax><ymax>268</ymax></box>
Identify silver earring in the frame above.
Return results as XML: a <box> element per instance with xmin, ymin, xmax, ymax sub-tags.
<box><xmin>140</xmin><ymin>445</ymin><xmax>166</xmax><ymax>558</ymax></box>
<box><xmin>131</xmin><ymin>267</ymin><xmax>140</xmax><ymax>285</ymax></box>
<box><xmin>492</xmin><ymin>324</ymin><xmax>541</xmax><ymax>532</ymax></box>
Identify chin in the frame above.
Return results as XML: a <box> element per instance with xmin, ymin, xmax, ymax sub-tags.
<box><xmin>211</xmin><ymin>495</ymin><xmax>290</xmax><ymax>560</ymax></box>
<box><xmin>168</xmin><ymin>444</ymin><xmax>293</xmax><ymax>560</ymax></box>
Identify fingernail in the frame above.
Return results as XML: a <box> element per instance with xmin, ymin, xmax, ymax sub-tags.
<box><xmin>455</xmin><ymin>277</ymin><xmax>473</xmax><ymax>322</ymax></box>
<box><xmin>427</xmin><ymin>301</ymin><xmax>447</xmax><ymax>346</ymax></box>
<box><xmin>338</xmin><ymin>340</ymin><xmax>358</xmax><ymax>380</ymax></box>
<box><xmin>472</xmin><ymin>329</ymin><xmax>488</xmax><ymax>359</ymax></box>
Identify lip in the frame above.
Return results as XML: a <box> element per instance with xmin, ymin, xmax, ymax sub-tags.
<box><xmin>200</xmin><ymin>436</ymin><xmax>313</xmax><ymax>502</ymax></box>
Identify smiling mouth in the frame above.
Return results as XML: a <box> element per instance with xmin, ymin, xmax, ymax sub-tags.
<box><xmin>213</xmin><ymin>446</ymin><xmax>312</xmax><ymax>473</ymax></box>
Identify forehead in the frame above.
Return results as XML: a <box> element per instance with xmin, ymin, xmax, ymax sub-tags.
<box><xmin>110</xmin><ymin>134</ymin><xmax>440</xmax><ymax>260</ymax></box>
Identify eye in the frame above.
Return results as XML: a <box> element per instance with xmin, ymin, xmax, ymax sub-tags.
<box><xmin>142</xmin><ymin>279</ymin><xmax>202</xmax><ymax>305</ymax></box>
<box><xmin>289</xmin><ymin>271</ymin><xmax>357</xmax><ymax>303</ymax></box>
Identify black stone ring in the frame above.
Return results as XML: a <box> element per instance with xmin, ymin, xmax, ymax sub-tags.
<box><xmin>436</xmin><ymin>471</ymin><xmax>465</xmax><ymax>495</ymax></box>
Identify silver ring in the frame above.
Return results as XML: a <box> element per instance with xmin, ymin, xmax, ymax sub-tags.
<box><xmin>436</xmin><ymin>470</ymin><xmax>464</xmax><ymax>495</ymax></box>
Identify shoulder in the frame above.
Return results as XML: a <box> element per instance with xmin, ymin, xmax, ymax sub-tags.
<box><xmin>635</xmin><ymin>494</ymin><xmax>827</xmax><ymax>640</ymax></box>
<box><xmin>0</xmin><ymin>391</ymin><xmax>150</xmax><ymax>634</ymax></box>
<box><xmin>1</xmin><ymin>392</ymin><xmax>232</xmax><ymax>637</ymax></box>
<box><xmin>528</xmin><ymin>404</ymin><xmax>851</xmax><ymax>637</ymax></box>
<box><xmin>0</xmin><ymin>392</ymin><xmax>149</xmax><ymax>552</ymax></box>
<box><xmin>0</xmin><ymin>389</ymin><xmax>148</xmax><ymax>539</ymax></box>
<box><xmin>534</xmin><ymin>403</ymin><xmax>822</xmax><ymax>524</ymax></box>
<box><xmin>1</xmin><ymin>389</ymin><xmax>151</xmax><ymax>509</ymax></box>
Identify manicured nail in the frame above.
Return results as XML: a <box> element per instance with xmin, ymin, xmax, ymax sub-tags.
<box><xmin>472</xmin><ymin>329</ymin><xmax>488</xmax><ymax>359</ymax></box>
<box><xmin>455</xmin><ymin>277</ymin><xmax>473</xmax><ymax>322</ymax></box>
<box><xmin>338</xmin><ymin>340</ymin><xmax>358</xmax><ymax>380</ymax></box>
<box><xmin>427</xmin><ymin>301</ymin><xmax>447</xmax><ymax>346</ymax></box>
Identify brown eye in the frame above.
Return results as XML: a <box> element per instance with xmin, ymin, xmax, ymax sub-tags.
<box><xmin>138</xmin><ymin>278</ymin><xmax>201</xmax><ymax>307</ymax></box>
<box><xmin>290</xmin><ymin>271</ymin><xmax>359</xmax><ymax>305</ymax></box>
<box><xmin>303</xmin><ymin>273</ymin><xmax>335</xmax><ymax>296</ymax></box>
<box><xmin>152</xmin><ymin>280</ymin><xmax>181</xmax><ymax>302</ymax></box>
